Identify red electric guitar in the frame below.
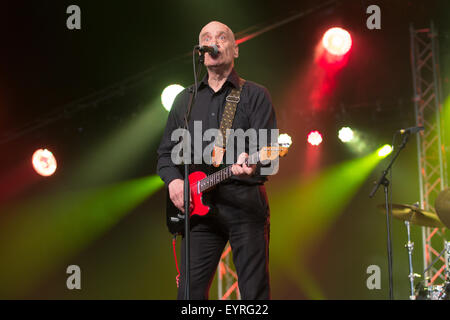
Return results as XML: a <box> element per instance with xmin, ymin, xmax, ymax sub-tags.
<box><xmin>166</xmin><ymin>139</ymin><xmax>291</xmax><ymax>234</ymax></box>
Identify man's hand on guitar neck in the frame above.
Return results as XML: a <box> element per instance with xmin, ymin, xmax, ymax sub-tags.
<box><xmin>168</xmin><ymin>153</ymin><xmax>255</xmax><ymax>212</ymax></box>
<box><xmin>231</xmin><ymin>152</ymin><xmax>256</xmax><ymax>177</ymax></box>
<box><xmin>168</xmin><ymin>179</ymin><xmax>193</xmax><ymax>213</ymax></box>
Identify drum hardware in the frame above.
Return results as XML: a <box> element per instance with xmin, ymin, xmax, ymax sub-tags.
<box><xmin>415</xmin><ymin>281</ymin><xmax>428</xmax><ymax>300</ymax></box>
<box><xmin>377</xmin><ymin>203</ymin><xmax>445</xmax><ymax>228</ymax></box>
<box><xmin>404</xmin><ymin>220</ymin><xmax>420</xmax><ymax>300</ymax></box>
<box><xmin>422</xmin><ymin>246</ymin><xmax>446</xmax><ymax>278</ymax></box>
<box><xmin>441</xmin><ymin>281</ymin><xmax>450</xmax><ymax>300</ymax></box>
<box><xmin>378</xmin><ymin>202</ymin><xmax>449</xmax><ymax>299</ymax></box>
<box><xmin>413</xmin><ymin>242</ymin><xmax>450</xmax><ymax>300</ymax></box>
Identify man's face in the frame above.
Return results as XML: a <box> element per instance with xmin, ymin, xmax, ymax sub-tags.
<box><xmin>199</xmin><ymin>21</ymin><xmax>239</xmax><ymax>69</ymax></box>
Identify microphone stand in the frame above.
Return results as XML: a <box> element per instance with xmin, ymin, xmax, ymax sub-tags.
<box><xmin>369</xmin><ymin>132</ymin><xmax>412</xmax><ymax>300</ymax></box>
<box><xmin>181</xmin><ymin>47</ymin><xmax>204</xmax><ymax>300</ymax></box>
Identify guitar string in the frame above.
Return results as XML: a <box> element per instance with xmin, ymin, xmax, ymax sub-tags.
<box><xmin>195</xmin><ymin>147</ymin><xmax>282</xmax><ymax>193</ymax></box>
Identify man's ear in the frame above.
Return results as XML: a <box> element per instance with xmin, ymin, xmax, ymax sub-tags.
<box><xmin>234</xmin><ymin>45</ymin><xmax>239</xmax><ymax>59</ymax></box>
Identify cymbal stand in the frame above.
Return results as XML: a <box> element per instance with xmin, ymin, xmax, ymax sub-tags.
<box><xmin>404</xmin><ymin>221</ymin><xmax>417</xmax><ymax>299</ymax></box>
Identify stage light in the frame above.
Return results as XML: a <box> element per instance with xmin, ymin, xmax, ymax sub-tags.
<box><xmin>338</xmin><ymin>127</ymin><xmax>354</xmax><ymax>143</ymax></box>
<box><xmin>278</xmin><ymin>133</ymin><xmax>293</xmax><ymax>146</ymax></box>
<box><xmin>0</xmin><ymin>174</ymin><xmax>163</xmax><ymax>297</ymax></box>
<box><xmin>322</xmin><ymin>27</ymin><xmax>352</xmax><ymax>56</ymax></box>
<box><xmin>377</xmin><ymin>145</ymin><xmax>393</xmax><ymax>158</ymax></box>
<box><xmin>161</xmin><ymin>84</ymin><xmax>184</xmax><ymax>111</ymax></box>
<box><xmin>307</xmin><ymin>131</ymin><xmax>323</xmax><ymax>146</ymax></box>
<box><xmin>32</xmin><ymin>149</ymin><xmax>57</xmax><ymax>177</ymax></box>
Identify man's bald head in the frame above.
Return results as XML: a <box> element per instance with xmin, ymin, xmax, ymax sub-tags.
<box><xmin>198</xmin><ymin>21</ymin><xmax>236</xmax><ymax>46</ymax></box>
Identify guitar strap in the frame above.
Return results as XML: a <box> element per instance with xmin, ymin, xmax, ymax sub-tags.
<box><xmin>212</xmin><ymin>78</ymin><xmax>246</xmax><ymax>167</ymax></box>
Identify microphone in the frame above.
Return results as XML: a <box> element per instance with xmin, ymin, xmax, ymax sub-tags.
<box><xmin>196</xmin><ymin>44</ymin><xmax>219</xmax><ymax>57</ymax></box>
<box><xmin>399</xmin><ymin>126</ymin><xmax>424</xmax><ymax>134</ymax></box>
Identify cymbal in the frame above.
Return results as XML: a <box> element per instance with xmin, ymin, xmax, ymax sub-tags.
<box><xmin>377</xmin><ymin>203</ymin><xmax>445</xmax><ymax>228</ymax></box>
<box><xmin>435</xmin><ymin>188</ymin><xmax>450</xmax><ymax>229</ymax></box>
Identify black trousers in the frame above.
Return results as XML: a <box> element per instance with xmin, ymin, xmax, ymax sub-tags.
<box><xmin>177</xmin><ymin>182</ymin><xmax>271</xmax><ymax>300</ymax></box>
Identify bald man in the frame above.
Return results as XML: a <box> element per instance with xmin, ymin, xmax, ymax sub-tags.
<box><xmin>157</xmin><ymin>21</ymin><xmax>278</xmax><ymax>300</ymax></box>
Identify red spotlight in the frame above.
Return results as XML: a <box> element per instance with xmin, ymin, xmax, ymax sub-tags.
<box><xmin>32</xmin><ymin>149</ymin><xmax>57</xmax><ymax>177</ymax></box>
<box><xmin>307</xmin><ymin>131</ymin><xmax>323</xmax><ymax>146</ymax></box>
<box><xmin>322</xmin><ymin>27</ymin><xmax>352</xmax><ymax>56</ymax></box>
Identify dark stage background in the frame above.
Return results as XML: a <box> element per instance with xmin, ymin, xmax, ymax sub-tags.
<box><xmin>0</xmin><ymin>0</ymin><xmax>449</xmax><ymax>299</ymax></box>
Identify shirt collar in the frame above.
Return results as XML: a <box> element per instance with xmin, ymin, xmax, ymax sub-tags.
<box><xmin>199</xmin><ymin>68</ymin><xmax>241</xmax><ymax>90</ymax></box>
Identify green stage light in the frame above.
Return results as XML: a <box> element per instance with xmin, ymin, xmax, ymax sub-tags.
<box><xmin>269</xmin><ymin>146</ymin><xmax>386</xmax><ymax>299</ymax></box>
<box><xmin>71</xmin><ymin>99</ymin><xmax>167</xmax><ymax>187</ymax></box>
<box><xmin>443</xmin><ymin>96</ymin><xmax>450</xmax><ymax>152</ymax></box>
<box><xmin>377</xmin><ymin>144</ymin><xmax>393</xmax><ymax>157</ymax></box>
<box><xmin>0</xmin><ymin>175</ymin><xmax>164</xmax><ymax>298</ymax></box>
<box><xmin>161</xmin><ymin>84</ymin><xmax>184</xmax><ymax>111</ymax></box>
<box><xmin>338</xmin><ymin>127</ymin><xmax>354</xmax><ymax>143</ymax></box>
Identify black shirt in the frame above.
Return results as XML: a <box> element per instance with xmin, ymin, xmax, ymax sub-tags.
<box><xmin>157</xmin><ymin>68</ymin><xmax>277</xmax><ymax>186</ymax></box>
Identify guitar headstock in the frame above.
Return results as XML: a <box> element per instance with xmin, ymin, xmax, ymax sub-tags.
<box><xmin>277</xmin><ymin>134</ymin><xmax>292</xmax><ymax>156</ymax></box>
<box><xmin>259</xmin><ymin>133</ymin><xmax>292</xmax><ymax>162</ymax></box>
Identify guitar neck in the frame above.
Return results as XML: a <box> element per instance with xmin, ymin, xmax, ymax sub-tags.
<box><xmin>198</xmin><ymin>151</ymin><xmax>260</xmax><ymax>192</ymax></box>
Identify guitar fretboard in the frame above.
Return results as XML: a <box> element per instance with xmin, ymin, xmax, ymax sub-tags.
<box><xmin>197</xmin><ymin>151</ymin><xmax>260</xmax><ymax>193</ymax></box>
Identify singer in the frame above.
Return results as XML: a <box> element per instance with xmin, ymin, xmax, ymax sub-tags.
<box><xmin>157</xmin><ymin>21</ymin><xmax>277</xmax><ymax>299</ymax></box>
